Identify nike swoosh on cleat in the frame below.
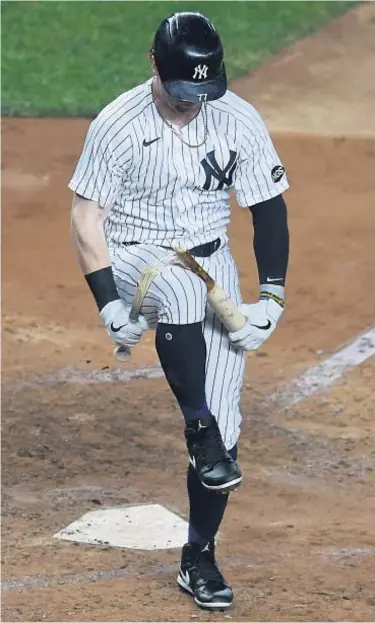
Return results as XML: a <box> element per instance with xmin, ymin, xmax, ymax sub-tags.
<box><xmin>177</xmin><ymin>571</ymin><xmax>194</xmax><ymax>595</ymax></box>
<box><xmin>180</xmin><ymin>569</ymin><xmax>190</xmax><ymax>586</ymax></box>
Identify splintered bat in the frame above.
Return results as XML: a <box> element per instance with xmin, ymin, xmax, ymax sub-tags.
<box><xmin>174</xmin><ymin>248</ymin><xmax>247</xmax><ymax>333</ymax></box>
<box><xmin>113</xmin><ymin>264</ymin><xmax>159</xmax><ymax>361</ymax></box>
<box><xmin>114</xmin><ymin>251</ymin><xmax>176</xmax><ymax>362</ymax></box>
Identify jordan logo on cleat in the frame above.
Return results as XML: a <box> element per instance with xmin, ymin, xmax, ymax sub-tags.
<box><xmin>198</xmin><ymin>420</ymin><xmax>208</xmax><ymax>431</ymax></box>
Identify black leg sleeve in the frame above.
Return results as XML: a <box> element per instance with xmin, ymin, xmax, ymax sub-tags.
<box><xmin>187</xmin><ymin>445</ymin><xmax>238</xmax><ymax>544</ymax></box>
<box><xmin>155</xmin><ymin>322</ymin><xmax>210</xmax><ymax>422</ymax></box>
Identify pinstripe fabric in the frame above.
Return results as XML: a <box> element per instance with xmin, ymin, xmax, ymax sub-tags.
<box><xmin>201</xmin><ymin>248</ymin><xmax>245</xmax><ymax>450</ymax></box>
<box><xmin>68</xmin><ymin>78</ymin><xmax>289</xmax><ymax>250</ymax></box>
<box><xmin>69</xmin><ymin>77</ymin><xmax>289</xmax><ymax>448</ymax></box>
<box><xmin>112</xmin><ymin>243</ymin><xmax>245</xmax><ymax>449</ymax></box>
<box><xmin>111</xmin><ymin>244</ymin><xmax>207</xmax><ymax>325</ymax></box>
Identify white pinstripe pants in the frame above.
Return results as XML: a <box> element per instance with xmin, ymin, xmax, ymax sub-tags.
<box><xmin>110</xmin><ymin>242</ymin><xmax>246</xmax><ymax>450</ymax></box>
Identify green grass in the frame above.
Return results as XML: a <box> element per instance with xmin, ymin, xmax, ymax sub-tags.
<box><xmin>1</xmin><ymin>0</ymin><xmax>356</xmax><ymax>117</ymax></box>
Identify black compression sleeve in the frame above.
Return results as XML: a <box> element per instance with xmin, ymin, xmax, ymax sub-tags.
<box><xmin>249</xmin><ymin>194</ymin><xmax>289</xmax><ymax>287</ymax></box>
<box><xmin>85</xmin><ymin>266</ymin><xmax>120</xmax><ymax>312</ymax></box>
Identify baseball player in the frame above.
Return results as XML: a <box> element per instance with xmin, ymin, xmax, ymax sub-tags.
<box><xmin>70</xmin><ymin>12</ymin><xmax>289</xmax><ymax>610</ymax></box>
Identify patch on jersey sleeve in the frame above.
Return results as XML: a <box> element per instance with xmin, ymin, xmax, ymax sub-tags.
<box><xmin>271</xmin><ymin>165</ymin><xmax>286</xmax><ymax>183</ymax></box>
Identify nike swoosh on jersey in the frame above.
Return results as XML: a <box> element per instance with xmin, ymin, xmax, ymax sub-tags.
<box><xmin>250</xmin><ymin>320</ymin><xmax>271</xmax><ymax>330</ymax></box>
<box><xmin>143</xmin><ymin>137</ymin><xmax>160</xmax><ymax>147</ymax></box>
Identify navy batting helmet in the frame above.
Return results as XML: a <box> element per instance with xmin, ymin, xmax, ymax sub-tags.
<box><xmin>152</xmin><ymin>12</ymin><xmax>227</xmax><ymax>103</ymax></box>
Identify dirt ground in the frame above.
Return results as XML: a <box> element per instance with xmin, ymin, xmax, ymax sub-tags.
<box><xmin>2</xmin><ymin>5</ymin><xmax>375</xmax><ymax>622</ymax></box>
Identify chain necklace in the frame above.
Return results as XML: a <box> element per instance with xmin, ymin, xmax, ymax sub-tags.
<box><xmin>151</xmin><ymin>86</ymin><xmax>208</xmax><ymax>149</ymax></box>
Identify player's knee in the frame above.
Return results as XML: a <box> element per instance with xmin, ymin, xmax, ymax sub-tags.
<box><xmin>156</xmin><ymin>321</ymin><xmax>207</xmax><ymax>410</ymax></box>
<box><xmin>157</xmin><ymin>321</ymin><xmax>204</xmax><ymax>343</ymax></box>
<box><xmin>157</xmin><ymin>268</ymin><xmax>206</xmax><ymax>324</ymax></box>
<box><xmin>156</xmin><ymin>323</ymin><xmax>206</xmax><ymax>361</ymax></box>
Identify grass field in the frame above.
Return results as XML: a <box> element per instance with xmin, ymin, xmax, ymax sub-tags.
<box><xmin>1</xmin><ymin>0</ymin><xmax>355</xmax><ymax>116</ymax></box>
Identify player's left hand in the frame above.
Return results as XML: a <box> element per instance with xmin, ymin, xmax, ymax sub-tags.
<box><xmin>229</xmin><ymin>297</ymin><xmax>284</xmax><ymax>351</ymax></box>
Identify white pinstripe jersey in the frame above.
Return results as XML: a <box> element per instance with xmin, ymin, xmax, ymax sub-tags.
<box><xmin>69</xmin><ymin>78</ymin><xmax>289</xmax><ymax>249</ymax></box>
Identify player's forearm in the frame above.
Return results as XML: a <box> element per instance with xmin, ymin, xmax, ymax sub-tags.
<box><xmin>70</xmin><ymin>194</ymin><xmax>120</xmax><ymax>311</ymax></box>
<box><xmin>70</xmin><ymin>194</ymin><xmax>111</xmax><ymax>273</ymax></box>
<box><xmin>249</xmin><ymin>194</ymin><xmax>289</xmax><ymax>290</ymax></box>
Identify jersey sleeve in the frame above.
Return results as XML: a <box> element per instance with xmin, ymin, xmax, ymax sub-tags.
<box><xmin>233</xmin><ymin>110</ymin><xmax>289</xmax><ymax>208</ymax></box>
<box><xmin>68</xmin><ymin>115</ymin><xmax>119</xmax><ymax>209</ymax></box>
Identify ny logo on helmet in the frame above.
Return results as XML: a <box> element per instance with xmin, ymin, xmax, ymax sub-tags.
<box><xmin>193</xmin><ymin>64</ymin><xmax>208</xmax><ymax>80</ymax></box>
<box><xmin>200</xmin><ymin>150</ymin><xmax>238</xmax><ymax>191</ymax></box>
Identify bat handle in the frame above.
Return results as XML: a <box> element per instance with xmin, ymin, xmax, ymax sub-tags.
<box><xmin>113</xmin><ymin>304</ymin><xmax>139</xmax><ymax>362</ymax></box>
<box><xmin>128</xmin><ymin>308</ymin><xmax>139</xmax><ymax>324</ymax></box>
<box><xmin>113</xmin><ymin>344</ymin><xmax>131</xmax><ymax>362</ymax></box>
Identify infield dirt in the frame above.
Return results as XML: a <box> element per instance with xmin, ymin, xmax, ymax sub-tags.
<box><xmin>2</xmin><ymin>5</ymin><xmax>375</xmax><ymax>621</ymax></box>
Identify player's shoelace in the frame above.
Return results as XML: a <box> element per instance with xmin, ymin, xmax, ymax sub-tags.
<box><xmin>196</xmin><ymin>424</ymin><xmax>231</xmax><ymax>468</ymax></box>
<box><xmin>198</xmin><ymin>549</ymin><xmax>226</xmax><ymax>585</ymax></box>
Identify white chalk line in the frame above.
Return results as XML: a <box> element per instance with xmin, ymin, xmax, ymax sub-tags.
<box><xmin>2</xmin><ymin>547</ymin><xmax>374</xmax><ymax>596</ymax></box>
<box><xmin>1</xmin><ymin>555</ymin><xmax>256</xmax><ymax>595</ymax></box>
<box><xmin>1</xmin><ymin>562</ymin><xmax>176</xmax><ymax>594</ymax></box>
<box><xmin>3</xmin><ymin>328</ymin><xmax>375</xmax><ymax>409</ymax></box>
<box><xmin>270</xmin><ymin>327</ymin><xmax>375</xmax><ymax>410</ymax></box>
<box><xmin>2</xmin><ymin>365</ymin><xmax>164</xmax><ymax>389</ymax></box>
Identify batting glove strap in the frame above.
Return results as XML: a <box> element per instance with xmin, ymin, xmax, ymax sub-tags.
<box><xmin>260</xmin><ymin>291</ymin><xmax>285</xmax><ymax>308</ymax></box>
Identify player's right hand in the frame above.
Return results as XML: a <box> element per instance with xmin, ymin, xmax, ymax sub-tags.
<box><xmin>99</xmin><ymin>299</ymin><xmax>148</xmax><ymax>347</ymax></box>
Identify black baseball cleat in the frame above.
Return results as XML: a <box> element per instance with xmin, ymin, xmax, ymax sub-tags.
<box><xmin>185</xmin><ymin>414</ymin><xmax>242</xmax><ymax>492</ymax></box>
<box><xmin>177</xmin><ymin>540</ymin><xmax>233</xmax><ymax>610</ymax></box>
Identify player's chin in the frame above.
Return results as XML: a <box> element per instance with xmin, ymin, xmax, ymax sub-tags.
<box><xmin>169</xmin><ymin>98</ymin><xmax>200</xmax><ymax>113</ymax></box>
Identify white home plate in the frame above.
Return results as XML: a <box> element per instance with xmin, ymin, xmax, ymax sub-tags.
<box><xmin>53</xmin><ymin>503</ymin><xmax>188</xmax><ymax>550</ymax></box>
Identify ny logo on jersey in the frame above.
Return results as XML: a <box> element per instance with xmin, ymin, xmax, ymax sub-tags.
<box><xmin>200</xmin><ymin>150</ymin><xmax>237</xmax><ymax>191</ymax></box>
<box><xmin>193</xmin><ymin>64</ymin><xmax>208</xmax><ymax>80</ymax></box>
